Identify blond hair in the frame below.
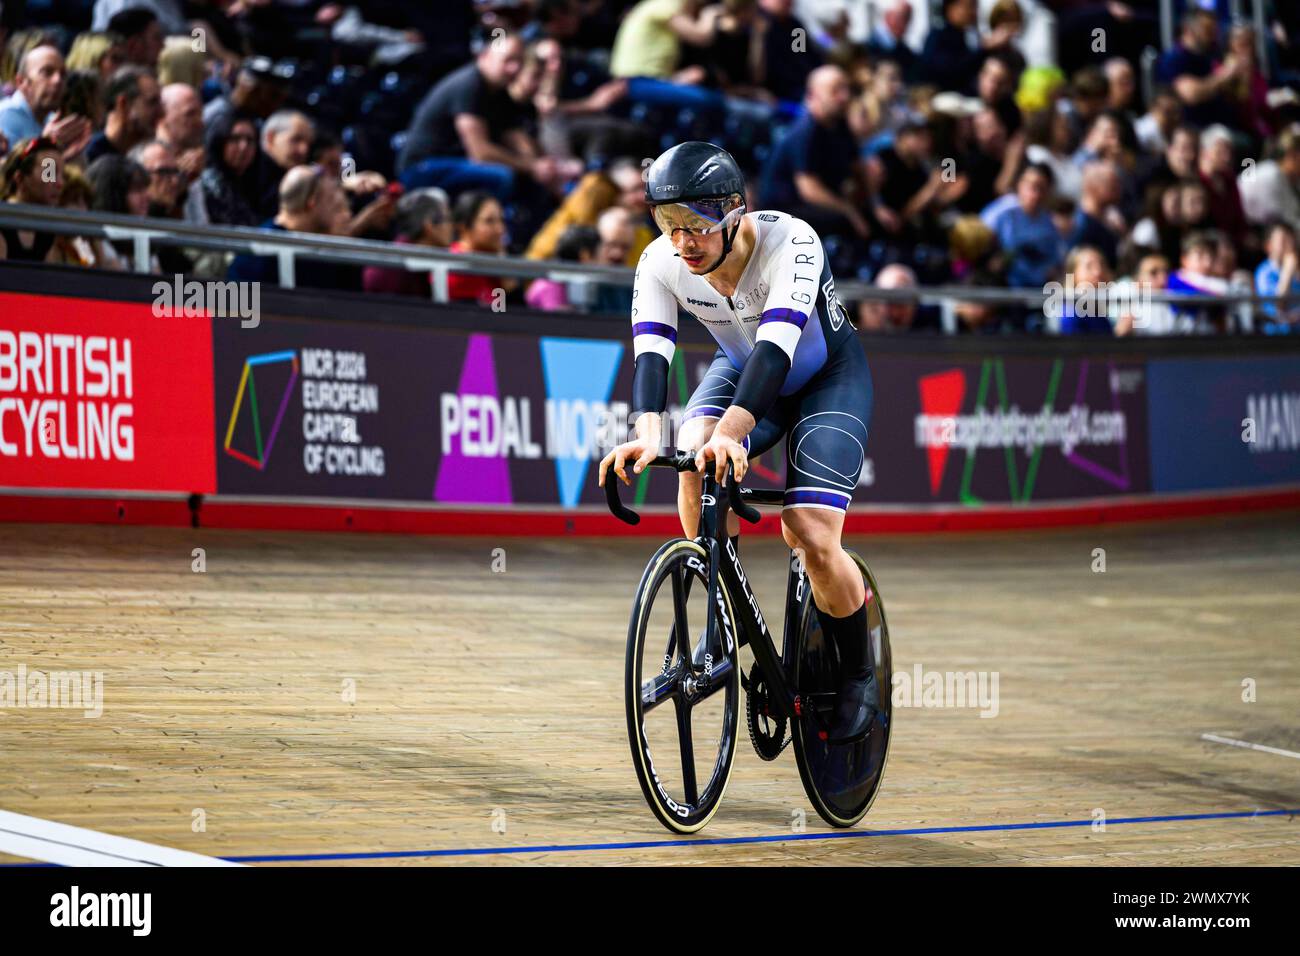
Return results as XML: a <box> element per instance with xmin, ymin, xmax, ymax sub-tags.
<box><xmin>67</xmin><ymin>32</ymin><xmax>122</xmax><ymax>72</ymax></box>
<box><xmin>1</xmin><ymin>30</ymin><xmax>53</xmax><ymax>84</ymax></box>
<box><xmin>949</xmin><ymin>216</ymin><xmax>995</xmax><ymax>262</ymax></box>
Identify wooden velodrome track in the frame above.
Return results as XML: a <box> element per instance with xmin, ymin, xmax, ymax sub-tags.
<box><xmin>0</xmin><ymin>511</ymin><xmax>1297</xmax><ymax>866</ymax></box>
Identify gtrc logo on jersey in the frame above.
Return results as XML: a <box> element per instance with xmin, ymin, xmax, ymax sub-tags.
<box><xmin>823</xmin><ymin>278</ymin><xmax>846</xmax><ymax>332</ymax></box>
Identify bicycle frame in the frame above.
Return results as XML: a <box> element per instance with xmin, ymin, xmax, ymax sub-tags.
<box><xmin>612</xmin><ymin>455</ymin><xmax>893</xmax><ymax>832</ymax></box>
<box><xmin>606</xmin><ymin>455</ymin><xmax>810</xmax><ymax>723</ymax></box>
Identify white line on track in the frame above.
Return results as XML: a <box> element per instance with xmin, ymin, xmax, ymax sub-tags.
<box><xmin>0</xmin><ymin>810</ymin><xmax>242</xmax><ymax>866</ymax></box>
<box><xmin>1201</xmin><ymin>733</ymin><xmax>1300</xmax><ymax>761</ymax></box>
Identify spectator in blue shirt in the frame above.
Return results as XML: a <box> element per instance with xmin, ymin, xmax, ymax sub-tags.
<box><xmin>1255</xmin><ymin>220</ymin><xmax>1300</xmax><ymax>333</ymax></box>
<box><xmin>981</xmin><ymin>162</ymin><xmax>1065</xmax><ymax>289</ymax></box>
<box><xmin>0</xmin><ymin>45</ymin><xmax>91</xmax><ymax>159</ymax></box>
<box><xmin>1056</xmin><ymin>245</ymin><xmax>1114</xmax><ymax>335</ymax></box>
<box><xmin>0</xmin><ymin>45</ymin><xmax>59</xmax><ymax>144</ymax></box>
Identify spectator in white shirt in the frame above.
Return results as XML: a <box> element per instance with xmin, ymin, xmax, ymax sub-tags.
<box><xmin>1239</xmin><ymin>125</ymin><xmax>1300</xmax><ymax>236</ymax></box>
<box><xmin>1134</xmin><ymin>87</ymin><xmax>1182</xmax><ymax>155</ymax></box>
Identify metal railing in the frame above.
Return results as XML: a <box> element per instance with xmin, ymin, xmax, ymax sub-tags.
<box><xmin>3</xmin><ymin>203</ymin><xmax>1298</xmax><ymax>334</ymax></box>
<box><xmin>0</xmin><ymin>202</ymin><xmax>633</xmax><ymax>302</ymax></box>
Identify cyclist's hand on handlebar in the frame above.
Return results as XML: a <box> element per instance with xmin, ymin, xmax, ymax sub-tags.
<box><xmin>695</xmin><ymin>433</ymin><xmax>748</xmax><ymax>485</ymax></box>
<box><xmin>599</xmin><ymin>437</ymin><xmax>658</xmax><ymax>486</ymax></box>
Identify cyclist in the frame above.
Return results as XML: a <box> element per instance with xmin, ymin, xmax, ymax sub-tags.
<box><xmin>597</xmin><ymin>141</ymin><xmax>877</xmax><ymax>744</ymax></box>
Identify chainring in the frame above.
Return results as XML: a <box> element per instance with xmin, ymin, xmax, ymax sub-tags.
<box><xmin>745</xmin><ymin>662</ymin><xmax>791</xmax><ymax>761</ymax></box>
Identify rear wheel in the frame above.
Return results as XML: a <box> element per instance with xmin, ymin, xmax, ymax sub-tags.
<box><xmin>625</xmin><ymin>539</ymin><xmax>741</xmax><ymax>833</ymax></box>
<box><xmin>791</xmin><ymin>551</ymin><xmax>893</xmax><ymax>827</ymax></box>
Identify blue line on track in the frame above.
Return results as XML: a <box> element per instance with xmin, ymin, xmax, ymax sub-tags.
<box><xmin>2</xmin><ymin>807</ymin><xmax>1293</xmax><ymax>866</ymax></box>
<box><xmin>221</xmin><ymin>807</ymin><xmax>1297</xmax><ymax>863</ymax></box>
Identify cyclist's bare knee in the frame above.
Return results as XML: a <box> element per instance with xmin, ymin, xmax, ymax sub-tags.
<box><xmin>781</xmin><ymin>522</ymin><xmax>804</xmax><ymax>554</ymax></box>
<box><xmin>782</xmin><ymin>508</ymin><xmax>843</xmax><ymax>574</ymax></box>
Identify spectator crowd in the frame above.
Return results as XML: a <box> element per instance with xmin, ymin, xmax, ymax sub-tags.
<box><xmin>3</xmin><ymin>0</ymin><xmax>1300</xmax><ymax>334</ymax></box>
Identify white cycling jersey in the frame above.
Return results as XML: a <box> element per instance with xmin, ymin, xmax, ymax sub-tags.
<box><xmin>630</xmin><ymin>210</ymin><xmax>856</xmax><ymax>395</ymax></box>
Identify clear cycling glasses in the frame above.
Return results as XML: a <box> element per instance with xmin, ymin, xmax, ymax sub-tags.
<box><xmin>651</xmin><ymin>197</ymin><xmax>745</xmax><ymax>238</ymax></box>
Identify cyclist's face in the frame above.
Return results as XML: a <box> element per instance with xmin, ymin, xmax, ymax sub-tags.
<box><xmin>670</xmin><ymin>225</ymin><xmax>724</xmax><ymax>272</ymax></box>
<box><xmin>654</xmin><ymin>199</ymin><xmax>739</xmax><ymax>272</ymax></box>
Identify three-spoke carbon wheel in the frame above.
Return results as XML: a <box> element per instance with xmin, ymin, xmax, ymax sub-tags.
<box><xmin>791</xmin><ymin>551</ymin><xmax>893</xmax><ymax>828</ymax></box>
<box><xmin>625</xmin><ymin>539</ymin><xmax>741</xmax><ymax>833</ymax></box>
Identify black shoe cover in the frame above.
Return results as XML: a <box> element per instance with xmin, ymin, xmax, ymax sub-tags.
<box><xmin>827</xmin><ymin>671</ymin><xmax>878</xmax><ymax>744</ymax></box>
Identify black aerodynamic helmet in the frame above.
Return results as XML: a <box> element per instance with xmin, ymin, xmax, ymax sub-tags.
<box><xmin>644</xmin><ymin>141</ymin><xmax>745</xmax><ymax>205</ymax></box>
<box><xmin>644</xmin><ymin>142</ymin><xmax>747</xmax><ymax>274</ymax></box>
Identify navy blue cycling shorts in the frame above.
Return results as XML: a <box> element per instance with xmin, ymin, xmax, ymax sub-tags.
<box><xmin>678</xmin><ymin>338</ymin><xmax>873</xmax><ymax>513</ymax></box>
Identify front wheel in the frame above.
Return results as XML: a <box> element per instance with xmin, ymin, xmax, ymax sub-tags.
<box><xmin>625</xmin><ymin>539</ymin><xmax>741</xmax><ymax>834</ymax></box>
<box><xmin>791</xmin><ymin>550</ymin><xmax>893</xmax><ymax>828</ymax></box>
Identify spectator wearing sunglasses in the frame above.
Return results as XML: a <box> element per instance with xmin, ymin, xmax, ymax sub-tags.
<box><xmin>199</xmin><ymin>113</ymin><xmax>260</xmax><ymax>227</ymax></box>
<box><xmin>128</xmin><ymin>139</ymin><xmax>185</xmax><ymax>218</ymax></box>
<box><xmin>128</xmin><ymin>137</ymin><xmax>193</xmax><ymax>272</ymax></box>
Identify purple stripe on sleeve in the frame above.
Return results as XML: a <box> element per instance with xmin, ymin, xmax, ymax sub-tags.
<box><xmin>632</xmin><ymin>321</ymin><xmax>678</xmax><ymax>341</ymax></box>
<box><xmin>759</xmin><ymin>308</ymin><xmax>808</xmax><ymax>328</ymax></box>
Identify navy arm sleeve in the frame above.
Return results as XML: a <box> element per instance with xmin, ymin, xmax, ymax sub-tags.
<box><xmin>632</xmin><ymin>352</ymin><xmax>669</xmax><ymax>417</ymax></box>
<box><xmin>731</xmin><ymin>339</ymin><xmax>790</xmax><ymax>422</ymax></box>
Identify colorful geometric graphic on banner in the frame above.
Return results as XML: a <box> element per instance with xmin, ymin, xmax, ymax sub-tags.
<box><xmin>222</xmin><ymin>350</ymin><xmax>298</xmax><ymax>470</ymax></box>
<box><xmin>861</xmin><ymin>355</ymin><xmax>1151</xmax><ymax>505</ymax></box>
<box><xmin>539</xmin><ymin>337</ymin><xmax>623</xmax><ymax>508</ymax></box>
<box><xmin>919</xmin><ymin>358</ymin><xmax>1139</xmax><ymax>505</ymax></box>
<box><xmin>1064</xmin><ymin>359</ymin><xmax>1134</xmax><ymax>492</ymax></box>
